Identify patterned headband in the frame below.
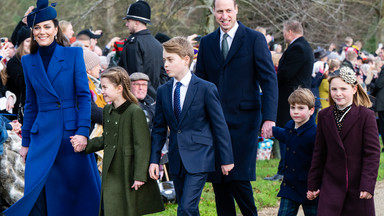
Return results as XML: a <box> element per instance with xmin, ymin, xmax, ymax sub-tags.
<box><xmin>339</xmin><ymin>66</ymin><xmax>357</xmax><ymax>85</ymax></box>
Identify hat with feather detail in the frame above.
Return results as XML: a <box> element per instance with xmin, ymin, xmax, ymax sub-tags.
<box><xmin>26</xmin><ymin>0</ymin><xmax>57</xmax><ymax>28</ymax></box>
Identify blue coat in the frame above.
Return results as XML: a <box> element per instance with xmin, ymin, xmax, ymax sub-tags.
<box><xmin>4</xmin><ymin>45</ymin><xmax>101</xmax><ymax>216</ymax></box>
<box><xmin>150</xmin><ymin>74</ymin><xmax>233</xmax><ymax>175</ymax></box>
<box><xmin>272</xmin><ymin>117</ymin><xmax>317</xmax><ymax>204</ymax></box>
<box><xmin>195</xmin><ymin>22</ymin><xmax>278</xmax><ymax>181</ymax></box>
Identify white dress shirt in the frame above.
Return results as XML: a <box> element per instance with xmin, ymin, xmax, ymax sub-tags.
<box><xmin>220</xmin><ymin>22</ymin><xmax>239</xmax><ymax>51</ymax></box>
<box><xmin>172</xmin><ymin>72</ymin><xmax>192</xmax><ymax>111</ymax></box>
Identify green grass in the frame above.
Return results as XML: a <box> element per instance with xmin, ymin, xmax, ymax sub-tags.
<box><xmin>151</xmin><ymin>159</ymin><xmax>281</xmax><ymax>215</ymax></box>
<box><xmin>151</xmin><ymin>146</ymin><xmax>384</xmax><ymax>215</ymax></box>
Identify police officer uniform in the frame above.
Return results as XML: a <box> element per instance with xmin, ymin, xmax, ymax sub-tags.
<box><xmin>118</xmin><ymin>0</ymin><xmax>168</xmax><ymax>99</ymax></box>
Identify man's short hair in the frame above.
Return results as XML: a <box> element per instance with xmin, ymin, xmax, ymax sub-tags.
<box><xmin>283</xmin><ymin>20</ymin><xmax>304</xmax><ymax>35</ymax></box>
<box><xmin>345</xmin><ymin>36</ymin><xmax>353</xmax><ymax>45</ymax></box>
<box><xmin>163</xmin><ymin>37</ymin><xmax>194</xmax><ymax>67</ymax></box>
<box><xmin>288</xmin><ymin>87</ymin><xmax>315</xmax><ymax>109</ymax></box>
<box><xmin>345</xmin><ymin>49</ymin><xmax>358</xmax><ymax>62</ymax></box>
<box><xmin>213</xmin><ymin>0</ymin><xmax>237</xmax><ymax>8</ymax></box>
<box><xmin>76</xmin><ymin>34</ymin><xmax>91</xmax><ymax>41</ymax></box>
<box><xmin>255</xmin><ymin>26</ymin><xmax>266</xmax><ymax>36</ymax></box>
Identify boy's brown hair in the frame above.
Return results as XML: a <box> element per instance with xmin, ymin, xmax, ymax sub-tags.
<box><xmin>162</xmin><ymin>37</ymin><xmax>194</xmax><ymax>67</ymax></box>
<box><xmin>288</xmin><ymin>87</ymin><xmax>315</xmax><ymax>109</ymax></box>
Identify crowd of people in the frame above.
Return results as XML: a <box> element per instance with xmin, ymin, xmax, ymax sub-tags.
<box><xmin>0</xmin><ymin>0</ymin><xmax>382</xmax><ymax>215</ymax></box>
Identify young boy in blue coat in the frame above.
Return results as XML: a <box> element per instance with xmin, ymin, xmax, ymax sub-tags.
<box><xmin>149</xmin><ymin>37</ymin><xmax>234</xmax><ymax>215</ymax></box>
<box><xmin>272</xmin><ymin>88</ymin><xmax>318</xmax><ymax>216</ymax></box>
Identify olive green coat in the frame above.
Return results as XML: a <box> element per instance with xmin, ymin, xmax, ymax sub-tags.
<box><xmin>86</xmin><ymin>101</ymin><xmax>164</xmax><ymax>216</ymax></box>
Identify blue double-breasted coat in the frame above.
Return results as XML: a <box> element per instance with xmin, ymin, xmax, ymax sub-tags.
<box><xmin>272</xmin><ymin>117</ymin><xmax>318</xmax><ymax>204</ymax></box>
<box><xmin>4</xmin><ymin>45</ymin><xmax>101</xmax><ymax>216</ymax></box>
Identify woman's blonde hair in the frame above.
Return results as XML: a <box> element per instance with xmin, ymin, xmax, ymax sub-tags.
<box><xmin>328</xmin><ymin>59</ymin><xmax>341</xmax><ymax>72</ymax></box>
<box><xmin>0</xmin><ymin>62</ymin><xmax>7</xmax><ymax>85</ymax></box>
<box><xmin>328</xmin><ymin>76</ymin><xmax>371</xmax><ymax>108</ymax></box>
<box><xmin>100</xmin><ymin>66</ymin><xmax>138</xmax><ymax>105</ymax></box>
<box><xmin>15</xmin><ymin>40</ymin><xmax>29</xmax><ymax>60</ymax></box>
<box><xmin>59</xmin><ymin>20</ymin><xmax>71</xmax><ymax>33</ymax></box>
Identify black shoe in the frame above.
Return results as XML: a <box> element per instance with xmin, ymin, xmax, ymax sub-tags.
<box><xmin>264</xmin><ymin>174</ymin><xmax>283</xmax><ymax>181</ymax></box>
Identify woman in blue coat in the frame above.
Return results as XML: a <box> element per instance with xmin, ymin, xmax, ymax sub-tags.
<box><xmin>4</xmin><ymin>1</ymin><xmax>101</xmax><ymax>215</ymax></box>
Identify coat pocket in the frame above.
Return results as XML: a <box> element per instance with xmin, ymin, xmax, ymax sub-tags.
<box><xmin>239</xmin><ymin>100</ymin><xmax>261</xmax><ymax>110</ymax></box>
<box><xmin>191</xmin><ymin>134</ymin><xmax>213</xmax><ymax>146</ymax></box>
<box><xmin>30</xmin><ymin>124</ymin><xmax>39</xmax><ymax>134</ymax></box>
<box><xmin>64</xmin><ymin>120</ymin><xmax>77</xmax><ymax>131</ymax></box>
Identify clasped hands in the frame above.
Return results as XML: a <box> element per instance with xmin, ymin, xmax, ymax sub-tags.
<box><xmin>70</xmin><ymin>135</ymin><xmax>88</xmax><ymax>152</ymax></box>
<box><xmin>307</xmin><ymin>189</ymin><xmax>372</xmax><ymax>200</ymax></box>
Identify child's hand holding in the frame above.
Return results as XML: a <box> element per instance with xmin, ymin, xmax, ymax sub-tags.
<box><xmin>360</xmin><ymin>191</ymin><xmax>372</xmax><ymax>199</ymax></box>
<box><xmin>70</xmin><ymin>135</ymin><xmax>88</xmax><ymax>152</ymax></box>
<box><xmin>307</xmin><ymin>189</ymin><xmax>320</xmax><ymax>200</ymax></box>
<box><xmin>221</xmin><ymin>164</ymin><xmax>234</xmax><ymax>175</ymax></box>
<box><xmin>149</xmin><ymin>163</ymin><xmax>159</xmax><ymax>180</ymax></box>
<box><xmin>132</xmin><ymin>180</ymin><xmax>145</xmax><ymax>190</ymax></box>
<box><xmin>10</xmin><ymin>121</ymin><xmax>21</xmax><ymax>133</ymax></box>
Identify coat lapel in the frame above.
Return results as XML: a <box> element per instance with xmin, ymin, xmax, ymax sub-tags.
<box><xmin>224</xmin><ymin>22</ymin><xmax>245</xmax><ymax>66</ymax></box>
<box><xmin>325</xmin><ymin>107</ymin><xmax>345</xmax><ymax>150</ymax></box>
<box><xmin>30</xmin><ymin>52</ymin><xmax>58</xmax><ymax>98</ymax></box>
<box><xmin>47</xmin><ymin>45</ymin><xmax>64</xmax><ymax>83</ymax></box>
<box><xmin>165</xmin><ymin>80</ymin><xmax>178</xmax><ymax>125</ymax></box>
<box><xmin>211</xmin><ymin>29</ymin><xmax>223</xmax><ymax>64</ymax></box>
<box><xmin>178</xmin><ymin>75</ymin><xmax>198</xmax><ymax>125</ymax></box>
<box><xmin>339</xmin><ymin>104</ymin><xmax>359</xmax><ymax>141</ymax></box>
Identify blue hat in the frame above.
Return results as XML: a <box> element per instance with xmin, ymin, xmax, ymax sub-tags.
<box><xmin>26</xmin><ymin>0</ymin><xmax>57</xmax><ymax>28</ymax></box>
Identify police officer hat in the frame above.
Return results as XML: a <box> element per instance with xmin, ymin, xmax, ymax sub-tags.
<box><xmin>123</xmin><ymin>1</ymin><xmax>151</xmax><ymax>24</ymax></box>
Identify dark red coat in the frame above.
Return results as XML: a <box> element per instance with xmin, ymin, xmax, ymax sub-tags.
<box><xmin>308</xmin><ymin>105</ymin><xmax>380</xmax><ymax>216</ymax></box>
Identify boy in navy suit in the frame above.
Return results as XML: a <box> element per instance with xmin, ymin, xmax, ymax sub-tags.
<box><xmin>149</xmin><ymin>37</ymin><xmax>234</xmax><ymax>215</ymax></box>
<box><xmin>272</xmin><ymin>88</ymin><xmax>318</xmax><ymax>215</ymax></box>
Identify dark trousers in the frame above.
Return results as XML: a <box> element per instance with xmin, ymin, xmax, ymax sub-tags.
<box><xmin>172</xmin><ymin>164</ymin><xmax>208</xmax><ymax>216</ymax></box>
<box><xmin>278</xmin><ymin>198</ymin><xmax>317</xmax><ymax>216</ymax></box>
<box><xmin>212</xmin><ymin>181</ymin><xmax>257</xmax><ymax>216</ymax></box>
<box><xmin>29</xmin><ymin>187</ymin><xmax>47</xmax><ymax>216</ymax></box>
<box><xmin>277</xmin><ymin>141</ymin><xmax>286</xmax><ymax>175</ymax></box>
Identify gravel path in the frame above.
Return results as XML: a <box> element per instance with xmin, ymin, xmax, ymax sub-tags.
<box><xmin>259</xmin><ymin>180</ymin><xmax>384</xmax><ymax>216</ymax></box>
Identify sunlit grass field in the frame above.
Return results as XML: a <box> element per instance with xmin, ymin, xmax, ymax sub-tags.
<box><xmin>152</xmin><ymin>141</ymin><xmax>384</xmax><ymax>216</ymax></box>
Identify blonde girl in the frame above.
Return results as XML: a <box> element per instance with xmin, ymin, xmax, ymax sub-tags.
<box><xmin>318</xmin><ymin>59</ymin><xmax>341</xmax><ymax>109</ymax></box>
<box><xmin>75</xmin><ymin>66</ymin><xmax>164</xmax><ymax>216</ymax></box>
<box><xmin>307</xmin><ymin>66</ymin><xmax>380</xmax><ymax>216</ymax></box>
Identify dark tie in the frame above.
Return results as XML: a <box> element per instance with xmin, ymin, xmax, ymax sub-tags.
<box><xmin>222</xmin><ymin>33</ymin><xmax>229</xmax><ymax>59</ymax></box>
<box><xmin>174</xmin><ymin>82</ymin><xmax>182</xmax><ymax>121</ymax></box>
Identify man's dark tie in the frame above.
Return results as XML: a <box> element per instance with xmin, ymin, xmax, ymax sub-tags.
<box><xmin>222</xmin><ymin>33</ymin><xmax>229</xmax><ymax>60</ymax></box>
<box><xmin>174</xmin><ymin>82</ymin><xmax>182</xmax><ymax>121</ymax></box>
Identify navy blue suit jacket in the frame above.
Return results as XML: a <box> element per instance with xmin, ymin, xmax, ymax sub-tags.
<box><xmin>195</xmin><ymin>22</ymin><xmax>278</xmax><ymax>181</ymax></box>
<box><xmin>150</xmin><ymin>74</ymin><xmax>233</xmax><ymax>175</ymax></box>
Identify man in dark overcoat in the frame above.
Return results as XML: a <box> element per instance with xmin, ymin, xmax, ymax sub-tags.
<box><xmin>266</xmin><ymin>20</ymin><xmax>314</xmax><ymax>181</ymax></box>
<box><xmin>195</xmin><ymin>0</ymin><xmax>278</xmax><ymax>215</ymax></box>
<box><xmin>118</xmin><ymin>0</ymin><xmax>168</xmax><ymax>99</ymax></box>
